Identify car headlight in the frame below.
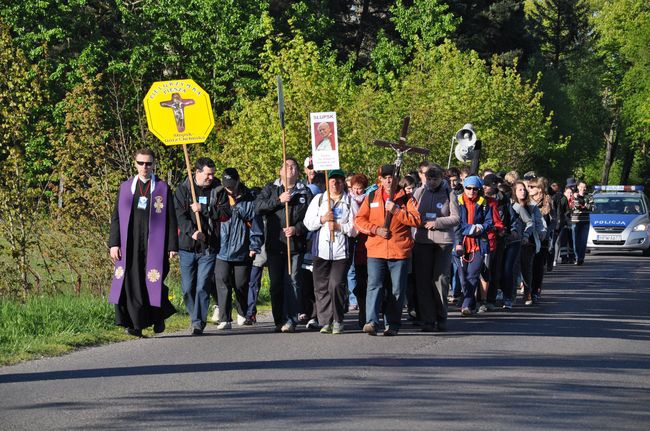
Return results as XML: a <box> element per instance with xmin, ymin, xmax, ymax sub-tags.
<box><xmin>633</xmin><ymin>224</ymin><xmax>647</xmax><ymax>231</ymax></box>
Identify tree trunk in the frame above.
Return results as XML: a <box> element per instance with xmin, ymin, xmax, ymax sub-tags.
<box><xmin>58</xmin><ymin>173</ymin><xmax>64</xmax><ymax>209</ymax></box>
<box><xmin>601</xmin><ymin>122</ymin><xmax>618</xmax><ymax>185</ymax></box>
<box><xmin>619</xmin><ymin>141</ymin><xmax>634</xmax><ymax>185</ymax></box>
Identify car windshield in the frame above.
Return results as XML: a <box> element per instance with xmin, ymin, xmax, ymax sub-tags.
<box><xmin>592</xmin><ymin>197</ymin><xmax>645</xmax><ymax>215</ymax></box>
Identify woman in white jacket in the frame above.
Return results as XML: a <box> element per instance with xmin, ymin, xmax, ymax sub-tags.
<box><xmin>303</xmin><ymin>169</ymin><xmax>358</xmax><ymax>334</ymax></box>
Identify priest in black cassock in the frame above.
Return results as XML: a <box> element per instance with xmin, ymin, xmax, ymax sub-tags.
<box><xmin>108</xmin><ymin>148</ymin><xmax>178</xmax><ymax>337</ymax></box>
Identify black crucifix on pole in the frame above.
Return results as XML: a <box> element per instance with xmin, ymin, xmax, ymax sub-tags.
<box><xmin>372</xmin><ymin>116</ymin><xmax>430</xmax><ymax>230</ymax></box>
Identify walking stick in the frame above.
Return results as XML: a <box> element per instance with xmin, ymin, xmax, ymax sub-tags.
<box><xmin>277</xmin><ymin>76</ymin><xmax>292</xmax><ymax>274</ymax></box>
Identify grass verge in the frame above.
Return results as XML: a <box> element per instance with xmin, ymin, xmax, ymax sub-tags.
<box><xmin>0</xmin><ymin>277</ymin><xmax>271</xmax><ymax>366</ymax></box>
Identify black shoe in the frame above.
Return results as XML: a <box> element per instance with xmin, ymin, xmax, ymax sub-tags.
<box><xmin>243</xmin><ymin>318</ymin><xmax>253</xmax><ymax>326</ymax></box>
<box><xmin>153</xmin><ymin>321</ymin><xmax>166</xmax><ymax>334</ymax></box>
<box><xmin>383</xmin><ymin>328</ymin><xmax>399</xmax><ymax>337</ymax></box>
<box><xmin>190</xmin><ymin>325</ymin><xmax>204</xmax><ymax>335</ymax></box>
<box><xmin>436</xmin><ymin>320</ymin><xmax>448</xmax><ymax>332</ymax></box>
<box><xmin>125</xmin><ymin>328</ymin><xmax>143</xmax><ymax>337</ymax></box>
<box><xmin>576</xmin><ymin>259</ymin><xmax>584</xmax><ymax>266</ymax></box>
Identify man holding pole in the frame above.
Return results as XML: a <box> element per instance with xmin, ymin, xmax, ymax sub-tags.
<box><xmin>255</xmin><ymin>158</ymin><xmax>312</xmax><ymax>333</ymax></box>
<box><xmin>174</xmin><ymin>157</ymin><xmax>230</xmax><ymax>335</ymax></box>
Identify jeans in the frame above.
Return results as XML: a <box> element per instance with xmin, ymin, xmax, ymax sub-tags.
<box><xmin>347</xmin><ymin>263</ymin><xmax>358</xmax><ymax>306</ymax></box>
<box><xmin>267</xmin><ymin>252</ymin><xmax>303</xmax><ymax>326</ymax></box>
<box><xmin>453</xmin><ymin>250</ymin><xmax>484</xmax><ymax>310</ymax></box>
<box><xmin>246</xmin><ymin>265</ymin><xmax>264</xmax><ymax>318</ymax></box>
<box><xmin>179</xmin><ymin>249</ymin><xmax>217</xmax><ymax>328</ymax></box>
<box><xmin>366</xmin><ymin>258</ymin><xmax>408</xmax><ymax>329</ymax></box>
<box><xmin>572</xmin><ymin>221</ymin><xmax>589</xmax><ymax>263</ymax></box>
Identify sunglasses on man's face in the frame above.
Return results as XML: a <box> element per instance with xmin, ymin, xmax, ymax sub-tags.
<box><xmin>136</xmin><ymin>161</ymin><xmax>153</xmax><ymax>167</ymax></box>
<box><xmin>465</xmin><ymin>186</ymin><xmax>479</xmax><ymax>191</ymax></box>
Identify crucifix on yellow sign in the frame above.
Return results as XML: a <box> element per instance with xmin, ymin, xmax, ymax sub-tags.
<box><xmin>143</xmin><ymin>79</ymin><xmax>215</xmax><ymax>232</ymax></box>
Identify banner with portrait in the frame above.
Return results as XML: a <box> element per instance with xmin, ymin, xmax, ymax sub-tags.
<box><xmin>310</xmin><ymin>112</ymin><xmax>340</xmax><ymax>171</ymax></box>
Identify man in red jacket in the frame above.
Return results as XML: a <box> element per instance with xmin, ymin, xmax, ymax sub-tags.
<box><xmin>354</xmin><ymin>165</ymin><xmax>421</xmax><ymax>336</ymax></box>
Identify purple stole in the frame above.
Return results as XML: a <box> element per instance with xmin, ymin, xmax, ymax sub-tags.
<box><xmin>109</xmin><ymin>176</ymin><xmax>168</xmax><ymax>307</ymax></box>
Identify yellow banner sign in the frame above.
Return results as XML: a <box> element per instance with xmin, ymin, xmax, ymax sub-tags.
<box><xmin>143</xmin><ymin>79</ymin><xmax>215</xmax><ymax>146</ymax></box>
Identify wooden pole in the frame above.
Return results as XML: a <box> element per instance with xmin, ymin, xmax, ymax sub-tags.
<box><xmin>182</xmin><ymin>144</ymin><xmax>202</xmax><ymax>232</ymax></box>
<box><xmin>325</xmin><ymin>170</ymin><xmax>334</xmax><ymax>241</ymax></box>
<box><xmin>281</xmin><ymin>128</ymin><xmax>292</xmax><ymax>274</ymax></box>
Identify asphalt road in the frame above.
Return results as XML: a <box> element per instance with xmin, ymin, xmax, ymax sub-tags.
<box><xmin>1</xmin><ymin>252</ymin><xmax>650</xmax><ymax>430</ymax></box>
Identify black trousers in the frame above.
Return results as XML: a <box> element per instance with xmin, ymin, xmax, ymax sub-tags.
<box><xmin>487</xmin><ymin>238</ymin><xmax>506</xmax><ymax>303</ymax></box>
<box><xmin>215</xmin><ymin>258</ymin><xmax>251</xmax><ymax>322</ymax></box>
<box><xmin>413</xmin><ymin>242</ymin><xmax>452</xmax><ymax>325</ymax></box>
<box><xmin>312</xmin><ymin>257</ymin><xmax>349</xmax><ymax>325</ymax></box>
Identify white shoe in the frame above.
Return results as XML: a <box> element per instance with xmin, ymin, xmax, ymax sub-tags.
<box><xmin>210</xmin><ymin>305</ymin><xmax>220</xmax><ymax>324</ymax></box>
<box><xmin>216</xmin><ymin>321</ymin><xmax>231</xmax><ymax>330</ymax></box>
<box><xmin>306</xmin><ymin>318</ymin><xmax>319</xmax><ymax>330</ymax></box>
<box><xmin>236</xmin><ymin>314</ymin><xmax>246</xmax><ymax>326</ymax></box>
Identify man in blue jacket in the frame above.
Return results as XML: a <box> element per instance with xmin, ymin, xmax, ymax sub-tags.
<box><xmin>213</xmin><ymin>168</ymin><xmax>264</xmax><ymax>329</ymax></box>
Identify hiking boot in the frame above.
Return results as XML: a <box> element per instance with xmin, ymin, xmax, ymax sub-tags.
<box><xmin>363</xmin><ymin>322</ymin><xmax>377</xmax><ymax>336</ymax></box>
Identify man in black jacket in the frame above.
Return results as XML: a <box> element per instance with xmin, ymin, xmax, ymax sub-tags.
<box><xmin>255</xmin><ymin>158</ymin><xmax>312</xmax><ymax>333</ymax></box>
<box><xmin>174</xmin><ymin>157</ymin><xmax>230</xmax><ymax>335</ymax></box>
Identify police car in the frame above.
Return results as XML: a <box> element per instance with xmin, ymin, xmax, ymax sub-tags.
<box><xmin>587</xmin><ymin>185</ymin><xmax>650</xmax><ymax>256</ymax></box>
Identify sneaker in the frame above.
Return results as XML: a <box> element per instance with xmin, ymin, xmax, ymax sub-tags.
<box><xmin>477</xmin><ymin>302</ymin><xmax>488</xmax><ymax>313</ymax></box>
<box><xmin>461</xmin><ymin>307</ymin><xmax>473</xmax><ymax>317</ymax></box>
<box><xmin>243</xmin><ymin>318</ymin><xmax>254</xmax><ymax>326</ymax></box>
<box><xmin>281</xmin><ymin>322</ymin><xmax>296</xmax><ymax>333</ymax></box>
<box><xmin>503</xmin><ymin>298</ymin><xmax>513</xmax><ymax>310</ymax></box>
<box><xmin>332</xmin><ymin>322</ymin><xmax>344</xmax><ymax>334</ymax></box>
<box><xmin>236</xmin><ymin>314</ymin><xmax>247</xmax><ymax>326</ymax></box>
<box><xmin>210</xmin><ymin>305</ymin><xmax>220</xmax><ymax>324</ymax></box>
<box><xmin>216</xmin><ymin>321</ymin><xmax>231</xmax><ymax>330</ymax></box>
<box><xmin>320</xmin><ymin>324</ymin><xmax>333</xmax><ymax>334</ymax></box>
<box><xmin>363</xmin><ymin>322</ymin><xmax>377</xmax><ymax>336</ymax></box>
<box><xmin>190</xmin><ymin>325</ymin><xmax>203</xmax><ymax>335</ymax></box>
<box><xmin>383</xmin><ymin>327</ymin><xmax>398</xmax><ymax>336</ymax></box>
<box><xmin>532</xmin><ymin>293</ymin><xmax>540</xmax><ymax>304</ymax></box>
<box><xmin>153</xmin><ymin>321</ymin><xmax>166</xmax><ymax>334</ymax></box>
<box><xmin>306</xmin><ymin>318</ymin><xmax>320</xmax><ymax>330</ymax></box>
<box><xmin>524</xmin><ymin>294</ymin><xmax>533</xmax><ymax>306</ymax></box>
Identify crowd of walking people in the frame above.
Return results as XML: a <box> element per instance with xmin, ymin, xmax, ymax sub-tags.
<box><xmin>109</xmin><ymin>149</ymin><xmax>593</xmax><ymax>337</ymax></box>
